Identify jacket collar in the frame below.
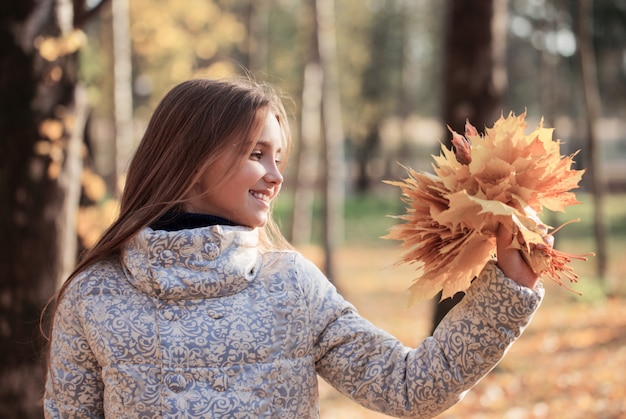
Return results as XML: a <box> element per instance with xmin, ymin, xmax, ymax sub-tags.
<box><xmin>122</xmin><ymin>225</ymin><xmax>260</xmax><ymax>299</ymax></box>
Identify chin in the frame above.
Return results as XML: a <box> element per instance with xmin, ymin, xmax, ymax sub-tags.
<box><xmin>254</xmin><ymin>217</ymin><xmax>269</xmax><ymax>228</ymax></box>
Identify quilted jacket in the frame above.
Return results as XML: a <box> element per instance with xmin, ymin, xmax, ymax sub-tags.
<box><xmin>44</xmin><ymin>225</ymin><xmax>543</xmax><ymax>418</ymax></box>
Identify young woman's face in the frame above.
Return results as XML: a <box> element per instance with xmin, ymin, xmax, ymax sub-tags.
<box><xmin>184</xmin><ymin>112</ymin><xmax>284</xmax><ymax>228</ymax></box>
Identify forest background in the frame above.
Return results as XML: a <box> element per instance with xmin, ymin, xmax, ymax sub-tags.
<box><xmin>1</xmin><ymin>0</ymin><xmax>625</xmax><ymax>418</ymax></box>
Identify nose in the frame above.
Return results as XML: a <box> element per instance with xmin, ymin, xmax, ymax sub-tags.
<box><xmin>264</xmin><ymin>161</ymin><xmax>283</xmax><ymax>185</ymax></box>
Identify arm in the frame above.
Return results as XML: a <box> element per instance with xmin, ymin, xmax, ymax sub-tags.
<box><xmin>305</xmin><ymin>257</ymin><xmax>543</xmax><ymax>418</ymax></box>
<box><xmin>44</xmin><ymin>285</ymin><xmax>105</xmax><ymax>418</ymax></box>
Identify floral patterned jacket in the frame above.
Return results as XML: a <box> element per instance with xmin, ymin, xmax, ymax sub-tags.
<box><xmin>44</xmin><ymin>225</ymin><xmax>543</xmax><ymax>418</ymax></box>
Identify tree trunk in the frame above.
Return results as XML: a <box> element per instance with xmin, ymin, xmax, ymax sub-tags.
<box><xmin>112</xmin><ymin>0</ymin><xmax>134</xmax><ymax>186</ymax></box>
<box><xmin>433</xmin><ymin>0</ymin><xmax>507</xmax><ymax>332</ymax></box>
<box><xmin>0</xmin><ymin>2</ymin><xmax>77</xmax><ymax>415</ymax></box>
<box><xmin>577</xmin><ymin>0</ymin><xmax>607</xmax><ymax>282</ymax></box>
<box><xmin>246</xmin><ymin>0</ymin><xmax>270</xmax><ymax>72</ymax></box>
<box><xmin>354</xmin><ymin>125</ymin><xmax>379</xmax><ymax>193</ymax></box>
<box><xmin>291</xmin><ymin>0</ymin><xmax>322</xmax><ymax>246</ymax></box>
<box><xmin>441</xmin><ymin>0</ymin><xmax>507</xmax><ymax>134</ymax></box>
<box><xmin>291</xmin><ymin>62</ymin><xmax>323</xmax><ymax>245</ymax></box>
<box><xmin>317</xmin><ymin>0</ymin><xmax>344</xmax><ymax>281</ymax></box>
<box><xmin>0</xmin><ymin>1</ymin><xmax>107</xmax><ymax>415</ymax></box>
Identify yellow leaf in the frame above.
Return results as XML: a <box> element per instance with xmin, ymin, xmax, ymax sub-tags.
<box><xmin>37</xmin><ymin>30</ymin><xmax>86</xmax><ymax>61</ymax></box>
<box><xmin>385</xmin><ymin>112</ymin><xmax>590</xmax><ymax>302</ymax></box>
<box><xmin>81</xmin><ymin>169</ymin><xmax>107</xmax><ymax>202</ymax></box>
<box><xmin>39</xmin><ymin>119</ymin><xmax>64</xmax><ymax>141</ymax></box>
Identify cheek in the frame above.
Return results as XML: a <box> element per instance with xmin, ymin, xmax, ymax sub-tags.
<box><xmin>199</xmin><ymin>160</ymin><xmax>237</xmax><ymax>191</ymax></box>
<box><xmin>241</xmin><ymin>165</ymin><xmax>264</xmax><ymax>183</ymax></box>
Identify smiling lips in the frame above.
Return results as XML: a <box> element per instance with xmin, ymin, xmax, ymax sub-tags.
<box><xmin>249</xmin><ymin>190</ymin><xmax>272</xmax><ymax>205</ymax></box>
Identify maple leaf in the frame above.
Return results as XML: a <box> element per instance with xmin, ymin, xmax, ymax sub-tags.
<box><xmin>384</xmin><ymin>112</ymin><xmax>592</xmax><ymax>302</ymax></box>
<box><xmin>449</xmin><ymin>124</ymin><xmax>472</xmax><ymax>165</ymax></box>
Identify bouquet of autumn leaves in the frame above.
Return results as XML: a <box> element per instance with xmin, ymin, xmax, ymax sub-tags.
<box><xmin>384</xmin><ymin>112</ymin><xmax>592</xmax><ymax>302</ymax></box>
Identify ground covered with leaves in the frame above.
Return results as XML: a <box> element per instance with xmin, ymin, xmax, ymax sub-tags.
<box><xmin>303</xmin><ymin>246</ymin><xmax>626</xmax><ymax>419</ymax></box>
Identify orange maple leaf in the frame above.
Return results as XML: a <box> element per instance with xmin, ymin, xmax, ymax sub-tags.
<box><xmin>384</xmin><ymin>112</ymin><xmax>592</xmax><ymax>302</ymax></box>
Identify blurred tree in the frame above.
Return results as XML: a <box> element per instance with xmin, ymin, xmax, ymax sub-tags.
<box><xmin>505</xmin><ymin>0</ymin><xmax>623</xmax><ymax>280</ymax></box>
<box><xmin>318</xmin><ymin>0</ymin><xmax>345</xmax><ymax>281</ymax></box>
<box><xmin>577</xmin><ymin>0</ymin><xmax>607</xmax><ymax>281</ymax></box>
<box><xmin>283</xmin><ymin>0</ymin><xmax>346</xmax><ymax>281</ymax></box>
<box><xmin>432</xmin><ymin>0</ymin><xmax>508</xmax><ymax>332</ymax></box>
<box><xmin>335</xmin><ymin>1</ymin><xmax>443</xmax><ymax>194</ymax></box>
<box><xmin>592</xmin><ymin>0</ymin><xmax>626</xmax><ymax>113</ymax></box>
<box><xmin>0</xmin><ymin>1</ymin><xmax>108</xmax><ymax>416</ymax></box>
<box><xmin>353</xmin><ymin>0</ymin><xmax>406</xmax><ymax>193</ymax></box>
<box><xmin>507</xmin><ymin>0</ymin><xmax>626</xmax><ymax>119</ymax></box>
<box><xmin>112</xmin><ymin>0</ymin><xmax>133</xmax><ymax>185</ymax></box>
<box><xmin>128</xmin><ymin>0</ymin><xmax>249</xmax><ymax>110</ymax></box>
<box><xmin>290</xmin><ymin>0</ymin><xmax>322</xmax><ymax>246</ymax></box>
<box><xmin>244</xmin><ymin>0</ymin><xmax>270</xmax><ymax>72</ymax></box>
<box><xmin>441</xmin><ymin>0</ymin><xmax>507</xmax><ymax>134</ymax></box>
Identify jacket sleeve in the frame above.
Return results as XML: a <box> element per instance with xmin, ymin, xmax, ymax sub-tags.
<box><xmin>44</xmin><ymin>282</ymin><xmax>105</xmax><ymax>419</ymax></box>
<box><xmin>302</xmin><ymin>257</ymin><xmax>543</xmax><ymax>418</ymax></box>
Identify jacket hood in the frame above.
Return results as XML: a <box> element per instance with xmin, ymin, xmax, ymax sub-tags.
<box><xmin>122</xmin><ymin>225</ymin><xmax>261</xmax><ymax>299</ymax></box>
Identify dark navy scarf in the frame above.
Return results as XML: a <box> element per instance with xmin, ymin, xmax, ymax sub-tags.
<box><xmin>150</xmin><ymin>212</ymin><xmax>238</xmax><ymax>232</ymax></box>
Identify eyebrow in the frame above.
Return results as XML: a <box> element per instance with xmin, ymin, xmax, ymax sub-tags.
<box><xmin>256</xmin><ymin>139</ymin><xmax>282</xmax><ymax>152</ymax></box>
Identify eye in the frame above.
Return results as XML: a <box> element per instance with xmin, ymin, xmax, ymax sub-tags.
<box><xmin>250</xmin><ymin>150</ymin><xmax>262</xmax><ymax>161</ymax></box>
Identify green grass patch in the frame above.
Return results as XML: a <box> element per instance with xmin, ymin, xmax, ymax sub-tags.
<box><xmin>273</xmin><ymin>189</ymin><xmax>404</xmax><ymax>247</ymax></box>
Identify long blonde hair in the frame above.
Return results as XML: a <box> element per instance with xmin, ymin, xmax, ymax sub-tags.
<box><xmin>44</xmin><ymin>77</ymin><xmax>293</xmax><ymax>342</ymax></box>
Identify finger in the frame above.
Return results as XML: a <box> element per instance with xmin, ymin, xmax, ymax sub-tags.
<box><xmin>496</xmin><ymin>222</ymin><xmax>517</xmax><ymax>249</ymax></box>
<box><xmin>543</xmin><ymin>234</ymin><xmax>554</xmax><ymax>247</ymax></box>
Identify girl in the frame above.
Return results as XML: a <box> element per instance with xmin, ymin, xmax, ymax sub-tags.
<box><xmin>44</xmin><ymin>77</ymin><xmax>544</xmax><ymax>418</ymax></box>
